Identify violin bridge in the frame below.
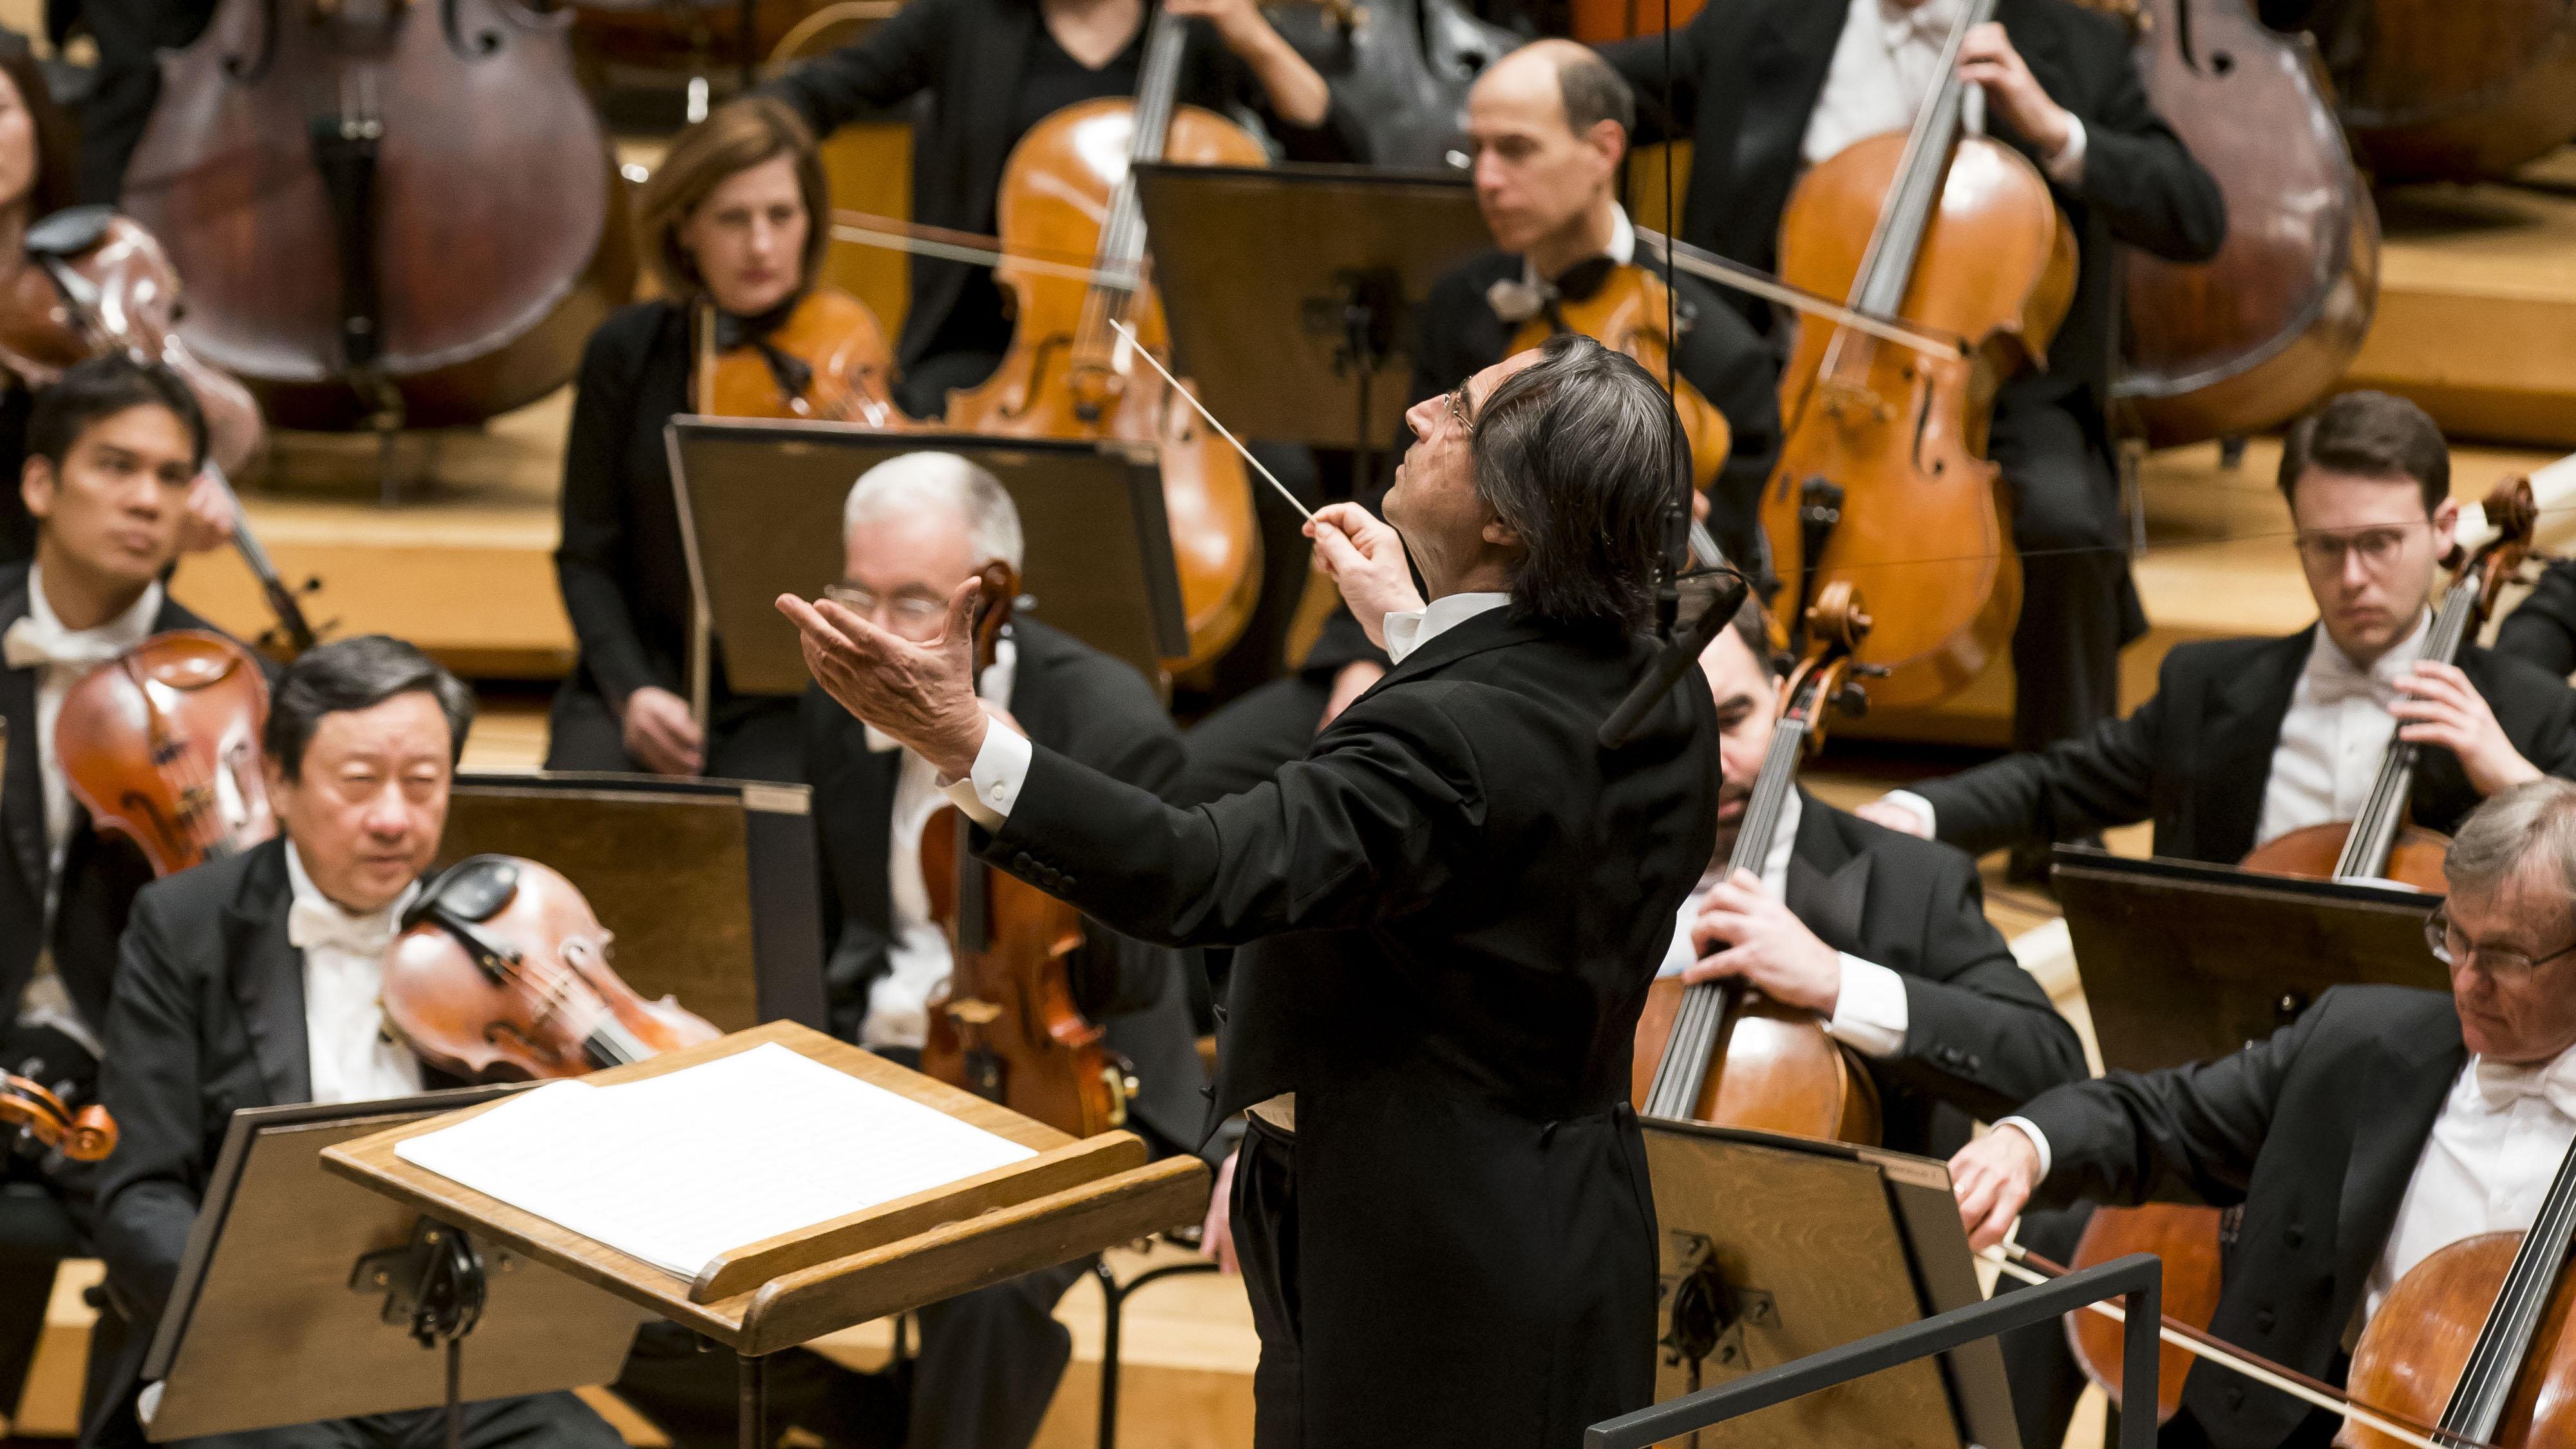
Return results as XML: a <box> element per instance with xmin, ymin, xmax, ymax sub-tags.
<box><xmin>944</xmin><ymin>998</ymin><xmax>1004</xmax><ymax>1029</ymax></box>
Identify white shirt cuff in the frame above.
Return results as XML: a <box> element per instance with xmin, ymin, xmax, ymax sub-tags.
<box><xmin>1824</xmin><ymin>954</ymin><xmax>1909</xmax><ymax>1058</ymax></box>
<box><xmin>939</xmin><ymin>721</ymin><xmax>1032</xmax><ymax>830</ymax></box>
<box><xmin>1880</xmin><ymin>789</ymin><xmax>1938</xmax><ymax>838</ymax></box>
<box><xmin>2043</xmin><ymin>115</ymin><xmax>2087</xmax><ymax>185</ymax></box>
<box><xmin>1994</xmin><ymin>1115</ymin><xmax>2054</xmax><ymax>1179</ymax></box>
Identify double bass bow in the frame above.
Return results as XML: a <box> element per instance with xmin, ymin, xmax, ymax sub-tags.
<box><xmin>1629</xmin><ymin>582</ymin><xmax>1883</xmax><ymax>1144</ymax></box>
<box><xmin>1759</xmin><ymin>0</ymin><xmax>2076</xmax><ymax>706</ymax></box>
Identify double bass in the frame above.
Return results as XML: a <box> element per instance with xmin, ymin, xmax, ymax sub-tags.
<box><xmin>1631</xmin><ymin>583</ymin><xmax>1881</xmax><ymax>1144</ymax></box>
<box><xmin>1759</xmin><ymin>0</ymin><xmax>2074</xmax><ymax>707</ymax></box>
<box><xmin>914</xmin><ymin>564</ymin><xmax>1130</xmax><ymax>1139</ymax></box>
<box><xmin>1267</xmin><ymin>0</ymin><xmax>1517</xmax><ymax>169</ymax></box>
<box><xmin>2066</xmin><ymin>476</ymin><xmax>2541</xmax><ymax>1417</ymax></box>
<box><xmin>2112</xmin><ymin>0</ymin><xmax>2380</xmax><ymax>449</ymax></box>
<box><xmin>2304</xmin><ymin>0</ymin><xmax>2576</xmax><ymax>182</ymax></box>
<box><xmin>941</xmin><ymin>6</ymin><xmax>1264</xmax><ymax>676</ymax></box>
<box><xmin>120</xmin><ymin>0</ymin><xmax>637</xmax><ymax>430</ymax></box>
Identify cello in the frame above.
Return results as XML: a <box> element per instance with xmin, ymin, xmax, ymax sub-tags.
<box><xmin>118</xmin><ymin>0</ymin><xmax>638</xmax><ymax>431</ymax></box>
<box><xmin>379</xmin><ymin>854</ymin><xmax>722</xmax><ymax>1080</ymax></box>
<box><xmin>2065</xmin><ymin>475</ymin><xmax>2542</xmax><ymax>1419</ymax></box>
<box><xmin>1630</xmin><ymin>582</ymin><xmax>1882</xmax><ymax>1144</ymax></box>
<box><xmin>1758</xmin><ymin>0</ymin><xmax>2074</xmax><ymax>708</ymax></box>
<box><xmin>2111</xmin><ymin>0</ymin><xmax>2380</xmax><ymax>449</ymax></box>
<box><xmin>913</xmin><ymin>563</ymin><xmax>1131</xmax><ymax>1139</ymax></box>
<box><xmin>940</xmin><ymin>6</ymin><xmax>1264</xmax><ymax>676</ymax></box>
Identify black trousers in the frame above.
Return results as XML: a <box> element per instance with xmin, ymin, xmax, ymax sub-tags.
<box><xmin>542</xmin><ymin>676</ymin><xmax>803</xmax><ymax>784</ymax></box>
<box><xmin>0</xmin><ymin>1164</ymin><xmax>86</xmax><ymax>1420</ymax></box>
<box><xmin>1232</xmin><ymin>1114</ymin><xmax>1303</xmax><ymax>1449</ymax></box>
<box><xmin>166</xmin><ymin>1390</ymin><xmax>621</xmax><ymax>1449</ymax></box>
<box><xmin>1994</xmin><ymin>1204</ymin><xmax>2098</xmax><ymax>1449</ymax></box>
<box><xmin>1991</xmin><ymin>397</ymin><xmax>2142</xmax><ymax>753</ymax></box>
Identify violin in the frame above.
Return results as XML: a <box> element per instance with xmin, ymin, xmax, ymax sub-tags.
<box><xmin>2112</xmin><ymin>0</ymin><xmax>2380</xmax><ymax>449</ymax></box>
<box><xmin>940</xmin><ymin>9</ymin><xmax>1264</xmax><ymax>677</ymax></box>
<box><xmin>379</xmin><ymin>854</ymin><xmax>721</xmax><ymax>1081</ymax></box>
<box><xmin>1631</xmin><ymin>582</ymin><xmax>1882</xmax><ymax>1144</ymax></box>
<box><xmin>55</xmin><ymin>630</ymin><xmax>278</xmax><ymax>878</ymax></box>
<box><xmin>1</xmin><ymin>1068</ymin><xmax>115</xmax><ymax>1164</ymax></box>
<box><xmin>697</xmin><ymin>287</ymin><xmax>909</xmax><ymax>431</ymax></box>
<box><xmin>1759</xmin><ymin>0</ymin><xmax>2074</xmax><ymax>708</ymax></box>
<box><xmin>916</xmin><ymin>562</ymin><xmax>1130</xmax><ymax>1139</ymax></box>
<box><xmin>1505</xmin><ymin>261</ymin><xmax>1730</xmax><ymax>497</ymax></box>
<box><xmin>2065</xmin><ymin>477</ymin><xmax>2544</xmax><ymax>1419</ymax></box>
<box><xmin>0</xmin><ymin>205</ymin><xmax>320</xmax><ymax>656</ymax></box>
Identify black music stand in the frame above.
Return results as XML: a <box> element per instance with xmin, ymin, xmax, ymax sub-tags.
<box><xmin>665</xmin><ymin>420</ymin><xmax>1188</xmax><ymax>696</ymax></box>
<box><xmin>2050</xmin><ymin>846</ymin><xmax>2450</xmax><ymax>1072</ymax></box>
<box><xmin>137</xmin><ymin>1090</ymin><xmax>649</xmax><ymax>1442</ymax></box>
<box><xmin>1637</xmin><ymin>1119</ymin><xmax>2022</xmax><ymax>1449</ymax></box>
<box><xmin>1131</xmin><ymin>162</ymin><xmax>1490</xmax><ymax>497</ymax></box>
<box><xmin>441</xmin><ymin>773</ymin><xmax>828</xmax><ymax>1036</ymax></box>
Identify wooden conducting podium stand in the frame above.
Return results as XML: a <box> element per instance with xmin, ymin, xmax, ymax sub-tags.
<box><xmin>321</xmin><ymin>1021</ymin><xmax>1210</xmax><ymax>1447</ymax></box>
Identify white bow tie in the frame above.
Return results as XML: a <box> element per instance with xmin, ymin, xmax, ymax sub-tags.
<box><xmin>287</xmin><ymin>897</ymin><xmax>401</xmax><ymax>959</ymax></box>
<box><xmin>2474</xmin><ymin>1056</ymin><xmax>2576</xmax><ymax>1119</ymax></box>
<box><xmin>1880</xmin><ymin>0</ymin><xmax>1960</xmax><ymax>47</ymax></box>
<box><xmin>3</xmin><ymin>614</ymin><xmax>131</xmax><ymax>673</ymax></box>
<box><xmin>2308</xmin><ymin>654</ymin><xmax>2398</xmax><ymax>710</ymax></box>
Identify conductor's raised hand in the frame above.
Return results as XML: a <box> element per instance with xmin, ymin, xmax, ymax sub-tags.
<box><xmin>1306</xmin><ymin>502</ymin><xmax>1421</xmax><ymax>652</ymax></box>
<box><xmin>778</xmin><ymin>579</ymin><xmax>991</xmax><ymax>779</ymax></box>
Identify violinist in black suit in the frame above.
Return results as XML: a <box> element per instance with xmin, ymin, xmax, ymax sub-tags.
<box><xmin>1658</xmin><ymin>597</ymin><xmax>2085</xmax><ymax>1160</ymax></box>
<box><xmin>87</xmin><ymin>636</ymin><xmax>622</xmax><ymax>1449</ymax></box>
<box><xmin>0</xmin><ymin>354</ymin><xmax>229</xmax><ymax>1416</ymax></box>
<box><xmin>1857</xmin><ymin>392</ymin><xmax>2576</xmax><ymax>862</ymax></box>
<box><xmin>781</xmin><ymin>334</ymin><xmax>1723</xmax><ymax>1449</ymax></box>
<box><xmin>1951</xmin><ymin>777</ymin><xmax>2576</xmax><ymax>1449</ymax></box>
<box><xmin>2497</xmin><ymin>557</ymin><xmax>2576</xmax><ymax>681</ymax></box>
<box><xmin>1600</xmin><ymin>0</ymin><xmax>2224</xmax><ymax>757</ymax></box>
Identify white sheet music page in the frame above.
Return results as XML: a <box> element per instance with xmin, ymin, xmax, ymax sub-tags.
<box><xmin>393</xmin><ymin>1043</ymin><xmax>1039</xmax><ymax>1278</ymax></box>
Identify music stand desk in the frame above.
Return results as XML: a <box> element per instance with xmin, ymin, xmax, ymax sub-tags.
<box><xmin>322</xmin><ymin>1021</ymin><xmax>1210</xmax><ymax>1356</ymax></box>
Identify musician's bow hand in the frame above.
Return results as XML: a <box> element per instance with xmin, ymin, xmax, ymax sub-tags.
<box><xmin>2393</xmin><ymin>659</ymin><xmax>2541</xmax><ymax>797</ymax></box>
<box><xmin>1950</xmin><ymin>1124</ymin><xmax>2043</xmax><ymax>1253</ymax></box>
<box><xmin>178</xmin><ymin>470</ymin><xmax>236</xmax><ymax>555</ymax></box>
<box><xmin>1958</xmin><ymin>23</ymin><xmax>2076</xmax><ymax>161</ymax></box>
<box><xmin>1307</xmin><ymin>502</ymin><xmax>1422</xmax><ymax>653</ymax></box>
<box><xmin>1853</xmin><ymin>795</ymin><xmax>1934</xmax><ymax>838</ymax></box>
<box><xmin>1682</xmin><ymin>869</ymin><xmax>1843</xmax><ymax>1015</ymax></box>
<box><xmin>779</xmin><ymin>580</ymin><xmax>990</xmax><ymax>779</ymax></box>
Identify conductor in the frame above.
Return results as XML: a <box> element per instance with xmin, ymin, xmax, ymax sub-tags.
<box><xmin>781</xmin><ymin>334</ymin><xmax>1723</xmax><ymax>1449</ymax></box>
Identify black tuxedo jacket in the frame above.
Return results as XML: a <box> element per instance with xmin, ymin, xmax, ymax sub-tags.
<box><xmin>1911</xmin><ymin>627</ymin><xmax>2576</xmax><ymax>862</ymax></box>
<box><xmin>0</xmin><ymin>562</ymin><xmax>226</xmax><ymax>1053</ymax></box>
<box><xmin>2498</xmin><ymin>556</ymin><xmax>2576</xmax><ymax>680</ymax></box>
<box><xmin>801</xmin><ymin>617</ymin><xmax>1208</xmax><ymax>1154</ymax></box>
<box><xmin>759</xmin><ymin>0</ymin><xmax>1358</xmax><ymax>372</ymax></box>
<box><xmin>1783</xmin><ymin>793</ymin><xmax>2086</xmax><ymax>1157</ymax></box>
<box><xmin>987</xmin><ymin>606</ymin><xmax>1721</xmax><ymax>1448</ymax></box>
<box><xmin>2019</xmin><ymin>985</ymin><xmax>2465</xmax><ymax>1449</ymax></box>
<box><xmin>1600</xmin><ymin>0</ymin><xmax>2222</xmax><ymax>430</ymax></box>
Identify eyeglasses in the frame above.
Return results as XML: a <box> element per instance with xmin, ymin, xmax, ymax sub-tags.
<box><xmin>1445</xmin><ymin>385</ymin><xmax>1476</xmax><ymax>438</ymax></box>
<box><xmin>2425</xmin><ymin>902</ymin><xmax>2576</xmax><ymax>984</ymax></box>
<box><xmin>2292</xmin><ymin>522</ymin><xmax>2427</xmax><ymax>573</ymax></box>
<box><xmin>823</xmin><ymin>582</ymin><xmax>946</xmax><ymax>638</ymax></box>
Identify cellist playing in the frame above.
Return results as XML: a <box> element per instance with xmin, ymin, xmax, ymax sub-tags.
<box><xmin>1951</xmin><ymin>777</ymin><xmax>2576</xmax><ymax>1449</ymax></box>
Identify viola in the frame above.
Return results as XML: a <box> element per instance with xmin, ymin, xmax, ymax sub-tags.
<box><xmin>940</xmin><ymin>8</ymin><xmax>1264</xmax><ymax>676</ymax></box>
<box><xmin>1759</xmin><ymin>0</ymin><xmax>2074</xmax><ymax>709</ymax></box>
<box><xmin>1631</xmin><ymin>582</ymin><xmax>1882</xmax><ymax>1144</ymax></box>
<box><xmin>0</xmin><ymin>205</ymin><xmax>319</xmax><ymax>656</ymax></box>
<box><xmin>697</xmin><ymin>287</ymin><xmax>909</xmax><ymax>431</ymax></box>
<box><xmin>380</xmin><ymin>854</ymin><xmax>721</xmax><ymax>1081</ymax></box>
<box><xmin>916</xmin><ymin>562</ymin><xmax>1130</xmax><ymax>1139</ymax></box>
<box><xmin>55</xmin><ymin>630</ymin><xmax>278</xmax><ymax>878</ymax></box>
<box><xmin>0</xmin><ymin>1068</ymin><xmax>115</xmax><ymax>1164</ymax></box>
<box><xmin>1505</xmin><ymin>260</ymin><xmax>1730</xmax><ymax>497</ymax></box>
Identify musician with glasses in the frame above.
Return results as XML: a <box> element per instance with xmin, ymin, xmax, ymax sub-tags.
<box><xmin>1855</xmin><ymin>390</ymin><xmax>2576</xmax><ymax>866</ymax></box>
<box><xmin>1949</xmin><ymin>776</ymin><xmax>2576</xmax><ymax>1449</ymax></box>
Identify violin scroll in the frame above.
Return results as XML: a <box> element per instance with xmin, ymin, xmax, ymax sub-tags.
<box><xmin>1</xmin><ymin>1072</ymin><xmax>118</xmax><ymax>1162</ymax></box>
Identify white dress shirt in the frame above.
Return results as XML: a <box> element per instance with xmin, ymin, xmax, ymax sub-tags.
<box><xmin>1998</xmin><ymin>1037</ymin><xmax>2576</xmax><ymax>1328</ymax></box>
<box><xmin>862</xmin><ymin>638</ymin><xmax>1017</xmax><ymax>1050</ymax></box>
<box><xmin>3</xmin><ymin>564</ymin><xmax>162</xmax><ymax>1054</ymax></box>
<box><xmin>284</xmin><ymin>842</ymin><xmax>425</xmax><ymax>1106</ymax></box>
<box><xmin>1882</xmin><ymin>612</ymin><xmax>2433</xmax><ymax>845</ymax></box>
<box><xmin>1801</xmin><ymin>0</ymin><xmax>2087</xmax><ymax>184</ymax></box>
<box><xmin>1654</xmin><ymin>790</ymin><xmax>1912</xmax><ymax>1058</ymax></box>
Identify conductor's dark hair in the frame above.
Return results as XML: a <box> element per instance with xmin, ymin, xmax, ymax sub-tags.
<box><xmin>1469</xmin><ymin>332</ymin><xmax>1678</xmax><ymax>633</ymax></box>
<box><xmin>2278</xmin><ymin>390</ymin><xmax>2449</xmax><ymax>517</ymax></box>
<box><xmin>28</xmin><ymin>352</ymin><xmax>209</xmax><ymax>473</ymax></box>
<box><xmin>264</xmin><ymin>636</ymin><xmax>476</xmax><ymax>782</ymax></box>
<box><xmin>1552</xmin><ymin>45</ymin><xmax>1634</xmax><ymax>138</ymax></box>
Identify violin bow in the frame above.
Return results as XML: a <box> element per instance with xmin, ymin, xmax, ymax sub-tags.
<box><xmin>1985</xmin><ymin>1245</ymin><xmax>2492</xmax><ymax>1449</ymax></box>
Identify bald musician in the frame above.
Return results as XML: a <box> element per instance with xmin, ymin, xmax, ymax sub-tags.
<box><xmin>1952</xmin><ymin>776</ymin><xmax>2576</xmax><ymax>1449</ymax></box>
<box><xmin>782</xmin><ymin>334</ymin><xmax>1722</xmax><ymax>1449</ymax></box>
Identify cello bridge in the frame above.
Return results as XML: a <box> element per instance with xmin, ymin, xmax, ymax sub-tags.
<box><xmin>1817</xmin><ymin>377</ymin><xmax>1892</xmax><ymax>426</ymax></box>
